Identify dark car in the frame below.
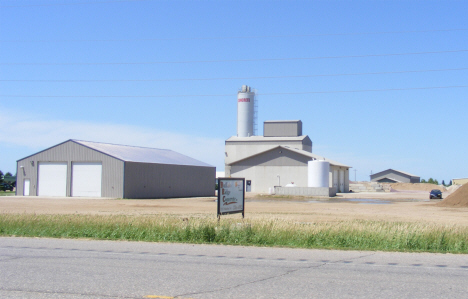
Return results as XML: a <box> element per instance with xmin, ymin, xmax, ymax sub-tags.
<box><xmin>430</xmin><ymin>189</ymin><xmax>442</xmax><ymax>199</ymax></box>
<box><xmin>0</xmin><ymin>183</ymin><xmax>14</xmax><ymax>192</ymax></box>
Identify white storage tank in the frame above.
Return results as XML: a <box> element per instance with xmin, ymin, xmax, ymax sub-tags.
<box><xmin>237</xmin><ymin>85</ymin><xmax>255</xmax><ymax>137</ymax></box>
<box><xmin>308</xmin><ymin>160</ymin><xmax>330</xmax><ymax>188</ymax></box>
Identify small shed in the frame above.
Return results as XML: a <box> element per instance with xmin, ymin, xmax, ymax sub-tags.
<box><xmin>16</xmin><ymin>139</ymin><xmax>215</xmax><ymax>198</ymax></box>
<box><xmin>370</xmin><ymin>169</ymin><xmax>420</xmax><ymax>183</ymax></box>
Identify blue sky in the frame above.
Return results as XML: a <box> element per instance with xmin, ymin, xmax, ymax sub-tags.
<box><xmin>0</xmin><ymin>0</ymin><xmax>467</xmax><ymax>182</ymax></box>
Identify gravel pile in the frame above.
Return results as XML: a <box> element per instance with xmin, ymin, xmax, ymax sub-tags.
<box><xmin>436</xmin><ymin>184</ymin><xmax>468</xmax><ymax>207</ymax></box>
<box><xmin>390</xmin><ymin>183</ymin><xmax>446</xmax><ymax>192</ymax></box>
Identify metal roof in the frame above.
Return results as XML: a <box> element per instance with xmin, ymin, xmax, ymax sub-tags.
<box><xmin>371</xmin><ymin>169</ymin><xmax>419</xmax><ymax>178</ymax></box>
<box><xmin>263</xmin><ymin>120</ymin><xmax>301</xmax><ymax>123</ymax></box>
<box><xmin>228</xmin><ymin>145</ymin><xmax>351</xmax><ymax>168</ymax></box>
<box><xmin>72</xmin><ymin>140</ymin><xmax>213</xmax><ymax>167</ymax></box>
<box><xmin>226</xmin><ymin>136</ymin><xmax>308</xmax><ymax>142</ymax></box>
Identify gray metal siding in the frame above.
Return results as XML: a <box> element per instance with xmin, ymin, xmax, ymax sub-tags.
<box><xmin>410</xmin><ymin>176</ymin><xmax>421</xmax><ymax>183</ymax></box>
<box><xmin>16</xmin><ymin>141</ymin><xmax>124</xmax><ymax>197</ymax></box>
<box><xmin>225</xmin><ymin>138</ymin><xmax>312</xmax><ymax>165</ymax></box>
<box><xmin>302</xmin><ymin>136</ymin><xmax>312</xmax><ymax>152</ymax></box>
<box><xmin>123</xmin><ymin>162</ymin><xmax>215</xmax><ymax>199</ymax></box>
<box><xmin>230</xmin><ymin>150</ymin><xmax>310</xmax><ymax>192</ymax></box>
<box><xmin>229</xmin><ymin>148</ymin><xmax>350</xmax><ymax>193</ymax></box>
<box><xmin>370</xmin><ymin>169</ymin><xmax>414</xmax><ymax>183</ymax></box>
<box><xmin>231</xmin><ymin>165</ymin><xmax>308</xmax><ymax>193</ymax></box>
<box><xmin>234</xmin><ymin>149</ymin><xmax>310</xmax><ymax>168</ymax></box>
<box><xmin>264</xmin><ymin>121</ymin><xmax>302</xmax><ymax>137</ymax></box>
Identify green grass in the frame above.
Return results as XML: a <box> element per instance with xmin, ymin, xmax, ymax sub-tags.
<box><xmin>0</xmin><ymin>191</ymin><xmax>15</xmax><ymax>196</ymax></box>
<box><xmin>1</xmin><ymin>214</ymin><xmax>467</xmax><ymax>253</ymax></box>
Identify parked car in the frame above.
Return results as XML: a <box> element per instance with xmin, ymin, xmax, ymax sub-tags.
<box><xmin>429</xmin><ymin>189</ymin><xmax>442</xmax><ymax>199</ymax></box>
<box><xmin>0</xmin><ymin>183</ymin><xmax>14</xmax><ymax>192</ymax></box>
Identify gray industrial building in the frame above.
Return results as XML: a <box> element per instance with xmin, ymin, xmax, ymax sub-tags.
<box><xmin>16</xmin><ymin>139</ymin><xmax>215</xmax><ymax>198</ymax></box>
<box><xmin>226</xmin><ymin>87</ymin><xmax>351</xmax><ymax>195</ymax></box>
<box><xmin>370</xmin><ymin>169</ymin><xmax>420</xmax><ymax>183</ymax></box>
<box><xmin>226</xmin><ymin>143</ymin><xmax>350</xmax><ymax>193</ymax></box>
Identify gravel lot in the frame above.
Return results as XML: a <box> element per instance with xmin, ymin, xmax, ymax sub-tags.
<box><xmin>2</xmin><ymin>191</ymin><xmax>468</xmax><ymax>226</ymax></box>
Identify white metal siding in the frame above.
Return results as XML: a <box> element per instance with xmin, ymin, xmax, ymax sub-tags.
<box><xmin>333</xmin><ymin>170</ymin><xmax>338</xmax><ymax>191</ymax></box>
<box><xmin>16</xmin><ymin>141</ymin><xmax>124</xmax><ymax>197</ymax></box>
<box><xmin>339</xmin><ymin>170</ymin><xmax>345</xmax><ymax>192</ymax></box>
<box><xmin>37</xmin><ymin>162</ymin><xmax>67</xmax><ymax>196</ymax></box>
<box><xmin>72</xmin><ymin>162</ymin><xmax>102</xmax><ymax>197</ymax></box>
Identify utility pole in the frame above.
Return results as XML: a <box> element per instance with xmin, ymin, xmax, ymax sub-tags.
<box><xmin>354</xmin><ymin>169</ymin><xmax>357</xmax><ymax>182</ymax></box>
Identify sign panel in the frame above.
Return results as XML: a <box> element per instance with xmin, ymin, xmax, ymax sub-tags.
<box><xmin>217</xmin><ymin>178</ymin><xmax>245</xmax><ymax>217</ymax></box>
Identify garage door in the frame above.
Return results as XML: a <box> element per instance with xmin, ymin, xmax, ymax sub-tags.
<box><xmin>72</xmin><ymin>162</ymin><xmax>102</xmax><ymax>197</ymax></box>
<box><xmin>38</xmin><ymin>162</ymin><xmax>67</xmax><ymax>197</ymax></box>
<box><xmin>339</xmin><ymin>170</ymin><xmax>345</xmax><ymax>193</ymax></box>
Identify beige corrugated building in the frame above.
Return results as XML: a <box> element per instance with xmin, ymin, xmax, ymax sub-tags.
<box><xmin>225</xmin><ymin>120</ymin><xmax>351</xmax><ymax>193</ymax></box>
<box><xmin>452</xmin><ymin>178</ymin><xmax>468</xmax><ymax>185</ymax></box>
<box><xmin>16</xmin><ymin>139</ymin><xmax>215</xmax><ymax>199</ymax></box>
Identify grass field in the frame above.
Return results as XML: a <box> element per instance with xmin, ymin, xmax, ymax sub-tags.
<box><xmin>0</xmin><ymin>191</ymin><xmax>15</xmax><ymax>196</ymax></box>
<box><xmin>1</xmin><ymin>213</ymin><xmax>467</xmax><ymax>254</ymax></box>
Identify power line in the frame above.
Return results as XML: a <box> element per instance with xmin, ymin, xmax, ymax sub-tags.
<box><xmin>1</xmin><ymin>67</ymin><xmax>467</xmax><ymax>82</ymax></box>
<box><xmin>1</xmin><ymin>28</ymin><xmax>467</xmax><ymax>42</ymax></box>
<box><xmin>2</xmin><ymin>49</ymin><xmax>467</xmax><ymax>66</ymax></box>
<box><xmin>2</xmin><ymin>85</ymin><xmax>467</xmax><ymax>98</ymax></box>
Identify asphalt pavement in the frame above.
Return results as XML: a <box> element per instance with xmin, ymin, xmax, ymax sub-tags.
<box><xmin>1</xmin><ymin>237</ymin><xmax>467</xmax><ymax>298</ymax></box>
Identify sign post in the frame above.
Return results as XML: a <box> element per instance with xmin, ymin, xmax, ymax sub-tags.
<box><xmin>217</xmin><ymin>178</ymin><xmax>245</xmax><ymax>219</ymax></box>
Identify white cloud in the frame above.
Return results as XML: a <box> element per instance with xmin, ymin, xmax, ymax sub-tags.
<box><xmin>0</xmin><ymin>108</ymin><xmax>225</xmax><ymax>170</ymax></box>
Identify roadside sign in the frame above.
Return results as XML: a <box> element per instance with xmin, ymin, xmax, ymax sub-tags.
<box><xmin>217</xmin><ymin>178</ymin><xmax>245</xmax><ymax>218</ymax></box>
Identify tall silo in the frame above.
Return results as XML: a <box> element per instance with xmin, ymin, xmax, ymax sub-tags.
<box><xmin>237</xmin><ymin>85</ymin><xmax>256</xmax><ymax>137</ymax></box>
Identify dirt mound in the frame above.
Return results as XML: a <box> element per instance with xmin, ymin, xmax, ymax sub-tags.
<box><xmin>436</xmin><ymin>184</ymin><xmax>468</xmax><ymax>207</ymax></box>
<box><xmin>390</xmin><ymin>183</ymin><xmax>446</xmax><ymax>192</ymax></box>
<box><xmin>445</xmin><ymin>184</ymin><xmax>462</xmax><ymax>194</ymax></box>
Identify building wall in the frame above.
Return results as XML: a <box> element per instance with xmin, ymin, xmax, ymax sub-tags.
<box><xmin>231</xmin><ymin>165</ymin><xmax>308</xmax><ymax>193</ymax></box>
<box><xmin>225</xmin><ymin>137</ymin><xmax>312</xmax><ymax>165</ymax></box>
<box><xmin>124</xmin><ymin>162</ymin><xmax>215</xmax><ymax>199</ymax></box>
<box><xmin>229</xmin><ymin>149</ymin><xmax>350</xmax><ymax>193</ymax></box>
<box><xmin>452</xmin><ymin>178</ymin><xmax>468</xmax><ymax>185</ymax></box>
<box><xmin>411</xmin><ymin>177</ymin><xmax>420</xmax><ymax>183</ymax></box>
<box><xmin>370</xmin><ymin>170</ymin><xmax>419</xmax><ymax>183</ymax></box>
<box><xmin>329</xmin><ymin>165</ymin><xmax>350</xmax><ymax>193</ymax></box>
<box><xmin>377</xmin><ymin>178</ymin><xmax>399</xmax><ymax>183</ymax></box>
<box><xmin>264</xmin><ymin>121</ymin><xmax>302</xmax><ymax>137</ymax></box>
<box><xmin>275</xmin><ymin>186</ymin><xmax>336</xmax><ymax>197</ymax></box>
<box><xmin>16</xmin><ymin>141</ymin><xmax>124</xmax><ymax>197</ymax></box>
<box><xmin>229</xmin><ymin>149</ymin><xmax>309</xmax><ymax>192</ymax></box>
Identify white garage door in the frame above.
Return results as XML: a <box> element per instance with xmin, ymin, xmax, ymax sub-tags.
<box><xmin>339</xmin><ymin>170</ymin><xmax>345</xmax><ymax>193</ymax></box>
<box><xmin>333</xmin><ymin>170</ymin><xmax>338</xmax><ymax>190</ymax></box>
<box><xmin>38</xmin><ymin>162</ymin><xmax>68</xmax><ymax>197</ymax></box>
<box><xmin>72</xmin><ymin>162</ymin><xmax>102</xmax><ymax>197</ymax></box>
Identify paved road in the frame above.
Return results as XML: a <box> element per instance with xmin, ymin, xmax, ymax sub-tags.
<box><xmin>1</xmin><ymin>237</ymin><xmax>467</xmax><ymax>298</ymax></box>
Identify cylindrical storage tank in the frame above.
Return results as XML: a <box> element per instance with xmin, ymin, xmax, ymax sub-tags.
<box><xmin>308</xmin><ymin>160</ymin><xmax>330</xmax><ymax>188</ymax></box>
<box><xmin>237</xmin><ymin>85</ymin><xmax>255</xmax><ymax>137</ymax></box>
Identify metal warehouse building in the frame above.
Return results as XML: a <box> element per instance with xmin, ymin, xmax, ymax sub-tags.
<box><xmin>370</xmin><ymin>169</ymin><xmax>420</xmax><ymax>183</ymax></box>
<box><xmin>16</xmin><ymin>139</ymin><xmax>215</xmax><ymax>198</ymax></box>
<box><xmin>225</xmin><ymin>85</ymin><xmax>351</xmax><ymax>195</ymax></box>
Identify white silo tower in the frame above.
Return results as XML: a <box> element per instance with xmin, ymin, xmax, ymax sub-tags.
<box><xmin>237</xmin><ymin>85</ymin><xmax>256</xmax><ymax>137</ymax></box>
<box><xmin>308</xmin><ymin>160</ymin><xmax>330</xmax><ymax>188</ymax></box>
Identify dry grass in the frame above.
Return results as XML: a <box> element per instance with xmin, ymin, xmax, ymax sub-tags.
<box><xmin>1</xmin><ymin>213</ymin><xmax>467</xmax><ymax>253</ymax></box>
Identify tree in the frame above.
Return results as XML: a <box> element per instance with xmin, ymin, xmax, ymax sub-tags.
<box><xmin>5</xmin><ymin>172</ymin><xmax>12</xmax><ymax>177</ymax></box>
<box><xmin>442</xmin><ymin>180</ymin><xmax>446</xmax><ymax>186</ymax></box>
<box><xmin>449</xmin><ymin>180</ymin><xmax>452</xmax><ymax>186</ymax></box>
<box><xmin>0</xmin><ymin>170</ymin><xmax>3</xmax><ymax>183</ymax></box>
<box><xmin>428</xmin><ymin>178</ymin><xmax>434</xmax><ymax>184</ymax></box>
<box><xmin>434</xmin><ymin>179</ymin><xmax>439</xmax><ymax>185</ymax></box>
<box><xmin>421</xmin><ymin>179</ymin><xmax>427</xmax><ymax>183</ymax></box>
